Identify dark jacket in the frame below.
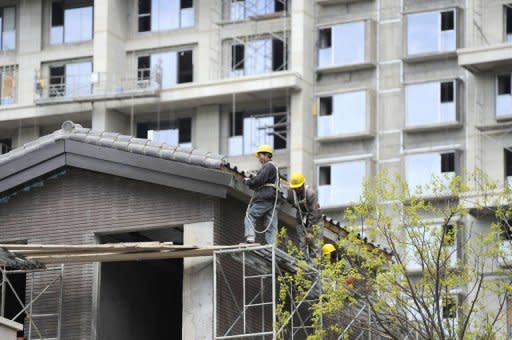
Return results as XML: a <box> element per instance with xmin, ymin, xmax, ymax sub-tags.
<box><xmin>287</xmin><ymin>185</ymin><xmax>321</xmax><ymax>229</ymax></box>
<box><xmin>246</xmin><ymin>162</ymin><xmax>279</xmax><ymax>204</ymax></box>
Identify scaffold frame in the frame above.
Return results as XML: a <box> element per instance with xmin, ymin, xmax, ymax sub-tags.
<box><xmin>213</xmin><ymin>245</ymin><xmax>320</xmax><ymax>340</ymax></box>
<box><xmin>0</xmin><ymin>265</ymin><xmax>64</xmax><ymax>340</ymax></box>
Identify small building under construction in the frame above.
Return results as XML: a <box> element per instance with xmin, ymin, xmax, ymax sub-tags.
<box><xmin>0</xmin><ymin>122</ymin><xmax>388</xmax><ymax>340</ymax></box>
<box><xmin>0</xmin><ymin>121</ymin><xmax>303</xmax><ymax>339</ymax></box>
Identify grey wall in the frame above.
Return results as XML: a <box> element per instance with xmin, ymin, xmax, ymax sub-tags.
<box><xmin>0</xmin><ymin>168</ymin><xmax>217</xmax><ymax>339</ymax></box>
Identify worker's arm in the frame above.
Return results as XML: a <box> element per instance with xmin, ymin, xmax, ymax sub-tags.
<box><xmin>286</xmin><ymin>188</ymin><xmax>295</xmax><ymax>205</ymax></box>
<box><xmin>246</xmin><ymin>163</ymin><xmax>275</xmax><ymax>189</ymax></box>
<box><xmin>306</xmin><ymin>188</ymin><xmax>322</xmax><ymax>225</ymax></box>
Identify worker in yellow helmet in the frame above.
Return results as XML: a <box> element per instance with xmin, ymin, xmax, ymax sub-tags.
<box><xmin>243</xmin><ymin>144</ymin><xmax>280</xmax><ymax>245</ymax></box>
<box><xmin>287</xmin><ymin>171</ymin><xmax>322</xmax><ymax>261</ymax></box>
<box><xmin>322</xmin><ymin>243</ymin><xmax>337</xmax><ymax>263</ymax></box>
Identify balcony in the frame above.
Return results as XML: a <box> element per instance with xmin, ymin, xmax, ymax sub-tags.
<box><xmin>34</xmin><ymin>71</ymin><xmax>160</xmax><ymax>105</ymax></box>
<box><xmin>458</xmin><ymin>43</ymin><xmax>512</xmax><ymax>73</ymax></box>
<box><xmin>157</xmin><ymin>71</ymin><xmax>302</xmax><ymax>109</ymax></box>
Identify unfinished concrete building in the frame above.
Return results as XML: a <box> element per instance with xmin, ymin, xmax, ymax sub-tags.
<box><xmin>0</xmin><ymin>0</ymin><xmax>511</xmax><ymax>338</ymax></box>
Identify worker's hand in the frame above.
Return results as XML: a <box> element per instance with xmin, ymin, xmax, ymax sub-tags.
<box><xmin>306</xmin><ymin>233</ymin><xmax>313</xmax><ymax>241</ymax></box>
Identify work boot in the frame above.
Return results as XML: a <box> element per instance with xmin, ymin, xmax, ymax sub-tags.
<box><xmin>239</xmin><ymin>238</ymin><xmax>256</xmax><ymax>246</ymax></box>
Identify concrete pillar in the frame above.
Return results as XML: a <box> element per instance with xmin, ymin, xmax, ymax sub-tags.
<box><xmin>196</xmin><ymin>1</ymin><xmax>217</xmax><ymax>82</ymax></box>
<box><xmin>93</xmin><ymin>0</ymin><xmax>128</xmax><ymax>85</ymax></box>
<box><xmin>195</xmin><ymin>105</ymin><xmax>221</xmax><ymax>152</ymax></box>
<box><xmin>15</xmin><ymin>125</ymin><xmax>40</xmax><ymax>147</ymax></box>
<box><xmin>17</xmin><ymin>1</ymin><xmax>43</xmax><ymax>106</ymax></box>
<box><xmin>289</xmin><ymin>0</ymin><xmax>315</xmax><ymax>181</ymax></box>
<box><xmin>91</xmin><ymin>105</ymin><xmax>129</xmax><ymax>133</ymax></box>
<box><xmin>182</xmin><ymin>221</ymin><xmax>214</xmax><ymax>340</ymax></box>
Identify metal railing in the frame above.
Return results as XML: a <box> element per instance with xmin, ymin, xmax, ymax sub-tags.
<box><xmin>34</xmin><ymin>69</ymin><xmax>161</xmax><ymax>103</ymax></box>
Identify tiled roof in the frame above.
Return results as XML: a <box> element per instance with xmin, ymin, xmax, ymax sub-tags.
<box><xmin>0</xmin><ymin>122</ymin><xmax>391</xmax><ymax>257</ymax></box>
<box><xmin>323</xmin><ymin>216</ymin><xmax>393</xmax><ymax>256</ymax></box>
<box><xmin>0</xmin><ymin>121</ymin><xmax>227</xmax><ymax>169</ymax></box>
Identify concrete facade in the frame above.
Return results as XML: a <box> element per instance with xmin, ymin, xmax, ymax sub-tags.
<box><xmin>0</xmin><ymin>0</ymin><xmax>508</xmax><ymax>192</ymax></box>
<box><xmin>0</xmin><ymin>0</ymin><xmax>512</xmax><ymax>337</ymax></box>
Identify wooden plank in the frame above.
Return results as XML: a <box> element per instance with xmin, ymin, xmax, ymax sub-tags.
<box><xmin>25</xmin><ymin>245</ymin><xmax>259</xmax><ymax>264</ymax></box>
<box><xmin>0</xmin><ymin>241</ymin><xmax>184</xmax><ymax>252</ymax></box>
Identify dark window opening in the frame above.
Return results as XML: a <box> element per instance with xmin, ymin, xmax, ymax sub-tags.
<box><xmin>229</xmin><ymin>108</ymin><xmax>287</xmax><ymax>150</ymax></box>
<box><xmin>138</xmin><ymin>0</ymin><xmax>151</xmax><ymax>14</ymax></box>
<box><xmin>272</xmin><ymin>39</ymin><xmax>286</xmax><ymax>71</ymax></box>
<box><xmin>177</xmin><ymin>50</ymin><xmax>193</xmax><ymax>84</ymax></box>
<box><xmin>440</xmin><ymin>82</ymin><xmax>454</xmax><ymax>103</ymax></box>
<box><xmin>138</xmin><ymin>0</ymin><xmax>151</xmax><ymax>32</ymax></box>
<box><xmin>137</xmin><ymin>56</ymin><xmax>151</xmax><ymax>81</ymax></box>
<box><xmin>64</xmin><ymin>0</ymin><xmax>93</xmax><ymax>9</ymax></box>
<box><xmin>178</xmin><ymin>118</ymin><xmax>192</xmax><ymax>143</ymax></box>
<box><xmin>138</xmin><ymin>16</ymin><xmax>151</xmax><ymax>32</ymax></box>
<box><xmin>506</xmin><ymin>148</ymin><xmax>512</xmax><ymax>178</ymax></box>
<box><xmin>319</xmin><ymin>166</ymin><xmax>331</xmax><ymax>186</ymax></box>
<box><xmin>319</xmin><ymin>28</ymin><xmax>332</xmax><ymax>48</ymax></box>
<box><xmin>275</xmin><ymin>0</ymin><xmax>286</xmax><ymax>12</ymax></box>
<box><xmin>181</xmin><ymin>0</ymin><xmax>193</xmax><ymax>9</ymax></box>
<box><xmin>506</xmin><ymin>5</ymin><xmax>512</xmax><ymax>35</ymax></box>
<box><xmin>137</xmin><ymin>119</ymin><xmax>192</xmax><ymax>145</ymax></box>
<box><xmin>49</xmin><ymin>66</ymin><xmax>65</xmax><ymax>97</ymax></box>
<box><xmin>229</xmin><ymin>111</ymin><xmax>243</xmax><ymax>137</ymax></box>
<box><xmin>1</xmin><ymin>272</ymin><xmax>26</xmax><ymax>337</ymax></box>
<box><xmin>319</xmin><ymin>97</ymin><xmax>333</xmax><ymax>116</ymax></box>
<box><xmin>232</xmin><ymin>44</ymin><xmax>245</xmax><ymax>70</ymax></box>
<box><xmin>51</xmin><ymin>1</ymin><xmax>64</xmax><ymax>27</ymax></box>
<box><xmin>498</xmin><ymin>74</ymin><xmax>512</xmax><ymax>95</ymax></box>
<box><xmin>442</xmin><ymin>296</ymin><xmax>457</xmax><ymax>319</ymax></box>
<box><xmin>441</xmin><ymin>152</ymin><xmax>455</xmax><ymax>173</ymax></box>
<box><xmin>273</xmin><ymin>111</ymin><xmax>287</xmax><ymax>150</ymax></box>
<box><xmin>0</xmin><ymin>138</ymin><xmax>11</xmax><ymax>154</ymax></box>
<box><xmin>441</xmin><ymin>11</ymin><xmax>454</xmax><ymax>31</ymax></box>
<box><xmin>97</xmin><ymin>229</ymin><xmax>183</xmax><ymax>339</ymax></box>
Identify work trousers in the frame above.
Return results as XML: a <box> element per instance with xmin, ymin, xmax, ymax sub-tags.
<box><xmin>244</xmin><ymin>200</ymin><xmax>278</xmax><ymax>245</ymax></box>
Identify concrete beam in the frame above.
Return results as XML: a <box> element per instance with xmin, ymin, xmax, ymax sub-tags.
<box><xmin>457</xmin><ymin>44</ymin><xmax>512</xmax><ymax>73</ymax></box>
<box><xmin>159</xmin><ymin>72</ymin><xmax>303</xmax><ymax>105</ymax></box>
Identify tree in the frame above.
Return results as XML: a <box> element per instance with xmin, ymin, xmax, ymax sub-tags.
<box><xmin>277</xmin><ymin>170</ymin><xmax>512</xmax><ymax>340</ymax></box>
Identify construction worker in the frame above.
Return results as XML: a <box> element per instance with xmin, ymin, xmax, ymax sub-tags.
<box><xmin>322</xmin><ymin>243</ymin><xmax>337</xmax><ymax>263</ymax></box>
<box><xmin>287</xmin><ymin>172</ymin><xmax>322</xmax><ymax>261</ymax></box>
<box><xmin>243</xmin><ymin>144</ymin><xmax>280</xmax><ymax>245</ymax></box>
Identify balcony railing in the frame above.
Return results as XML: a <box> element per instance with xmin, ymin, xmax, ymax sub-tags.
<box><xmin>34</xmin><ymin>69</ymin><xmax>160</xmax><ymax>104</ymax></box>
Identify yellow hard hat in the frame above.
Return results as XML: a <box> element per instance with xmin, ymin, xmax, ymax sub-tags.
<box><xmin>289</xmin><ymin>172</ymin><xmax>305</xmax><ymax>189</ymax></box>
<box><xmin>255</xmin><ymin>144</ymin><xmax>273</xmax><ymax>157</ymax></box>
<box><xmin>322</xmin><ymin>243</ymin><xmax>336</xmax><ymax>256</ymax></box>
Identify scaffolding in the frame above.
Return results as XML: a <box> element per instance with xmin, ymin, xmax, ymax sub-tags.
<box><xmin>0</xmin><ymin>242</ymin><xmax>395</xmax><ymax>339</ymax></box>
<box><xmin>214</xmin><ymin>245</ymin><xmax>399</xmax><ymax>340</ymax></box>
<box><xmin>0</xmin><ymin>265</ymin><xmax>64</xmax><ymax>340</ymax></box>
<box><xmin>214</xmin><ymin>245</ymin><xmax>320</xmax><ymax>339</ymax></box>
<box><xmin>210</xmin><ymin>0</ymin><xmax>291</xmax><ymax>154</ymax></box>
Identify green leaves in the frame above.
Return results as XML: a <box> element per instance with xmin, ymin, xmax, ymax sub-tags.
<box><xmin>276</xmin><ymin>169</ymin><xmax>512</xmax><ymax>339</ymax></box>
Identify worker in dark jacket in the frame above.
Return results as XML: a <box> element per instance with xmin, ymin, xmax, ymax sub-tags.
<box><xmin>243</xmin><ymin>144</ymin><xmax>280</xmax><ymax>245</ymax></box>
<box><xmin>287</xmin><ymin>172</ymin><xmax>322</xmax><ymax>260</ymax></box>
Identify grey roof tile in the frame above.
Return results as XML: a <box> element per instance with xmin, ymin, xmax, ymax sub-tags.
<box><xmin>0</xmin><ymin>121</ymin><xmax>227</xmax><ymax>169</ymax></box>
